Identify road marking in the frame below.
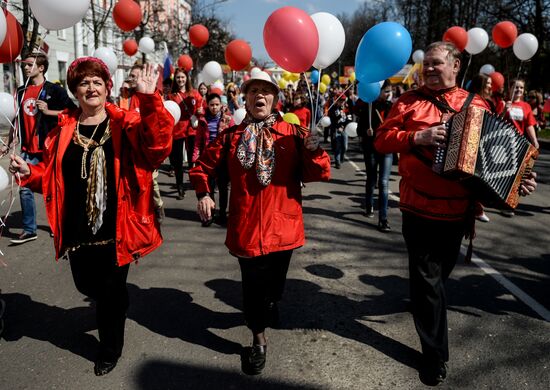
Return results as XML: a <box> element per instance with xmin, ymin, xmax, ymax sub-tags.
<box><xmin>346</xmin><ymin>154</ymin><xmax>550</xmax><ymax>322</ymax></box>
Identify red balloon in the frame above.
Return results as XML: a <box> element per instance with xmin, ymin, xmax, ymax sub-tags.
<box><xmin>492</xmin><ymin>21</ymin><xmax>517</xmax><ymax>49</ymax></box>
<box><xmin>224</xmin><ymin>40</ymin><xmax>252</xmax><ymax>71</ymax></box>
<box><xmin>243</xmin><ymin>74</ymin><xmax>250</xmax><ymax>81</ymax></box>
<box><xmin>490</xmin><ymin>71</ymin><xmax>505</xmax><ymax>92</ymax></box>
<box><xmin>0</xmin><ymin>10</ymin><xmax>23</xmax><ymax>63</ymax></box>
<box><xmin>442</xmin><ymin>26</ymin><xmax>468</xmax><ymax>52</ymax></box>
<box><xmin>123</xmin><ymin>39</ymin><xmax>138</xmax><ymax>56</ymax></box>
<box><xmin>263</xmin><ymin>6</ymin><xmax>319</xmax><ymax>73</ymax></box>
<box><xmin>113</xmin><ymin>0</ymin><xmax>142</xmax><ymax>32</ymax></box>
<box><xmin>189</xmin><ymin>24</ymin><xmax>209</xmax><ymax>48</ymax></box>
<box><xmin>177</xmin><ymin>54</ymin><xmax>193</xmax><ymax>72</ymax></box>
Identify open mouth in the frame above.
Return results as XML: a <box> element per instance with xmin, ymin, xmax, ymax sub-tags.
<box><xmin>255</xmin><ymin>100</ymin><xmax>266</xmax><ymax>108</ymax></box>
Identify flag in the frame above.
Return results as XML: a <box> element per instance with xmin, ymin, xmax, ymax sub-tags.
<box><xmin>163</xmin><ymin>54</ymin><xmax>174</xmax><ymax>81</ymax></box>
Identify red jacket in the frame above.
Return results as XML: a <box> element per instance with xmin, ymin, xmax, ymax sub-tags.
<box><xmin>190</xmin><ymin>116</ymin><xmax>331</xmax><ymax>258</ymax></box>
<box><xmin>193</xmin><ymin>107</ymin><xmax>234</xmax><ymax>162</ymax></box>
<box><xmin>168</xmin><ymin>90</ymin><xmax>203</xmax><ymax>139</ymax></box>
<box><xmin>21</xmin><ymin>92</ymin><xmax>173</xmax><ymax>266</ymax></box>
<box><xmin>375</xmin><ymin>86</ymin><xmax>489</xmax><ymax>221</ymax></box>
<box><xmin>291</xmin><ymin>106</ymin><xmax>311</xmax><ymax>128</ymax></box>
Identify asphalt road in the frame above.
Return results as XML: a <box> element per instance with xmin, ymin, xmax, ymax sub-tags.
<box><xmin>0</xmin><ymin>139</ymin><xmax>549</xmax><ymax>389</ymax></box>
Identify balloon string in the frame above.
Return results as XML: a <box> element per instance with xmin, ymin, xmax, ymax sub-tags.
<box><xmin>368</xmin><ymin>102</ymin><xmax>372</xmax><ymax>130</ymax></box>
<box><xmin>325</xmin><ymin>83</ymin><xmax>353</xmax><ymax>114</ymax></box>
<box><xmin>460</xmin><ymin>54</ymin><xmax>472</xmax><ymax>88</ymax></box>
<box><xmin>302</xmin><ymin>72</ymin><xmax>315</xmax><ymax>131</ymax></box>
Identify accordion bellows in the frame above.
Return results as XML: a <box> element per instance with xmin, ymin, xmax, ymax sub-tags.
<box><xmin>433</xmin><ymin>105</ymin><xmax>538</xmax><ymax>209</ymax></box>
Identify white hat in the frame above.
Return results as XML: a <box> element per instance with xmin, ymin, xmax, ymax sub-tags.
<box><xmin>241</xmin><ymin>71</ymin><xmax>279</xmax><ymax>94</ymax></box>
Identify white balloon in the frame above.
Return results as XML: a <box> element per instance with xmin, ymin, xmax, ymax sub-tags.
<box><xmin>233</xmin><ymin>108</ymin><xmax>247</xmax><ymax>125</ymax></box>
<box><xmin>465</xmin><ymin>27</ymin><xmax>488</xmax><ymax>55</ymax></box>
<box><xmin>311</xmin><ymin>12</ymin><xmax>345</xmax><ymax>70</ymax></box>
<box><xmin>479</xmin><ymin>64</ymin><xmax>495</xmax><ymax>76</ymax></box>
<box><xmin>29</xmin><ymin>0</ymin><xmax>89</xmax><ymax>31</ymax></box>
<box><xmin>250</xmin><ymin>67</ymin><xmax>262</xmax><ymax>77</ymax></box>
<box><xmin>412</xmin><ymin>49</ymin><xmax>424</xmax><ymax>64</ymax></box>
<box><xmin>139</xmin><ymin>37</ymin><xmax>155</xmax><ymax>54</ymax></box>
<box><xmin>513</xmin><ymin>33</ymin><xmax>539</xmax><ymax>61</ymax></box>
<box><xmin>344</xmin><ymin>122</ymin><xmax>358</xmax><ymax>138</ymax></box>
<box><xmin>92</xmin><ymin>47</ymin><xmax>118</xmax><ymax>75</ymax></box>
<box><xmin>202</xmin><ymin>61</ymin><xmax>223</xmax><ymax>84</ymax></box>
<box><xmin>0</xmin><ymin>166</ymin><xmax>9</xmax><ymax>192</ymax></box>
<box><xmin>0</xmin><ymin>92</ymin><xmax>16</xmax><ymax>127</ymax></box>
<box><xmin>0</xmin><ymin>11</ymin><xmax>6</xmax><ymax>49</ymax></box>
<box><xmin>319</xmin><ymin>116</ymin><xmax>331</xmax><ymax>128</ymax></box>
<box><xmin>164</xmin><ymin>100</ymin><xmax>181</xmax><ymax>124</ymax></box>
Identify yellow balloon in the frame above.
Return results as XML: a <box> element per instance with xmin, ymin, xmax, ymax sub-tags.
<box><xmin>290</xmin><ymin>73</ymin><xmax>300</xmax><ymax>82</ymax></box>
<box><xmin>319</xmin><ymin>82</ymin><xmax>327</xmax><ymax>94</ymax></box>
<box><xmin>283</xmin><ymin>112</ymin><xmax>300</xmax><ymax>125</ymax></box>
<box><xmin>321</xmin><ymin>74</ymin><xmax>331</xmax><ymax>85</ymax></box>
<box><xmin>282</xmin><ymin>71</ymin><xmax>291</xmax><ymax>80</ymax></box>
<box><xmin>349</xmin><ymin>72</ymin><xmax>356</xmax><ymax>83</ymax></box>
<box><xmin>278</xmin><ymin>79</ymin><xmax>288</xmax><ymax>89</ymax></box>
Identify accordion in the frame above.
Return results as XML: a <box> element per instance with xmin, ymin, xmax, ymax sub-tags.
<box><xmin>433</xmin><ymin>105</ymin><xmax>538</xmax><ymax>209</ymax></box>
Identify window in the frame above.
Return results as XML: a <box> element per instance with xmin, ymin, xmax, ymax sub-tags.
<box><xmin>57</xmin><ymin>29</ymin><xmax>67</xmax><ymax>40</ymax></box>
<box><xmin>58</xmin><ymin>61</ymin><xmax>67</xmax><ymax>88</ymax></box>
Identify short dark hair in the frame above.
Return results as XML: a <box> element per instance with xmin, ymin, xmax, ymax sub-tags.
<box><xmin>24</xmin><ymin>53</ymin><xmax>49</xmax><ymax>73</ymax></box>
<box><xmin>206</xmin><ymin>93</ymin><xmax>221</xmax><ymax>103</ymax></box>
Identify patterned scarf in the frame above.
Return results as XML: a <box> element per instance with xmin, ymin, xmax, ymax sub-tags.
<box><xmin>237</xmin><ymin>113</ymin><xmax>277</xmax><ymax>186</ymax></box>
<box><xmin>73</xmin><ymin>121</ymin><xmax>112</xmax><ymax>234</ymax></box>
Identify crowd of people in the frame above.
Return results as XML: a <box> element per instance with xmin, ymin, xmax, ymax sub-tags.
<box><xmin>1</xmin><ymin>41</ymin><xmax>542</xmax><ymax>385</ymax></box>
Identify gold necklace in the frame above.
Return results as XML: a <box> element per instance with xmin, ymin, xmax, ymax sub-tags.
<box><xmin>74</xmin><ymin>114</ymin><xmax>105</xmax><ymax>179</ymax></box>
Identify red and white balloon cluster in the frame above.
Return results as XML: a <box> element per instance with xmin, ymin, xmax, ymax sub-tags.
<box><xmin>442</xmin><ymin>21</ymin><xmax>539</xmax><ymax>61</ymax></box>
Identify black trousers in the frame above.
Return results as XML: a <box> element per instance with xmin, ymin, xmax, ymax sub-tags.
<box><xmin>238</xmin><ymin>250</ymin><xmax>292</xmax><ymax>334</ymax></box>
<box><xmin>69</xmin><ymin>245</ymin><xmax>130</xmax><ymax>361</ymax></box>
<box><xmin>402</xmin><ymin>212</ymin><xmax>465</xmax><ymax>363</ymax></box>
<box><xmin>169</xmin><ymin>137</ymin><xmax>185</xmax><ymax>188</ymax></box>
<box><xmin>185</xmin><ymin>135</ymin><xmax>196</xmax><ymax>170</ymax></box>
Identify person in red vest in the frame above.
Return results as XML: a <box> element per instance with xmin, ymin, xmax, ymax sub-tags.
<box><xmin>290</xmin><ymin>93</ymin><xmax>311</xmax><ymax>128</ymax></box>
<box><xmin>4</xmin><ymin>53</ymin><xmax>76</xmax><ymax>244</ymax></box>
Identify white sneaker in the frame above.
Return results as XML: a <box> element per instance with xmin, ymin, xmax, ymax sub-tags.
<box><xmin>501</xmin><ymin>210</ymin><xmax>515</xmax><ymax>218</ymax></box>
<box><xmin>476</xmin><ymin>212</ymin><xmax>490</xmax><ymax>222</ymax></box>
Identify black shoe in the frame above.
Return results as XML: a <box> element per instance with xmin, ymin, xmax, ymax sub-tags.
<box><xmin>10</xmin><ymin>232</ymin><xmax>37</xmax><ymax>244</ymax></box>
<box><xmin>419</xmin><ymin>360</ymin><xmax>447</xmax><ymax>386</ymax></box>
<box><xmin>201</xmin><ymin>217</ymin><xmax>214</xmax><ymax>227</ymax></box>
<box><xmin>176</xmin><ymin>186</ymin><xmax>185</xmax><ymax>200</ymax></box>
<box><xmin>216</xmin><ymin>212</ymin><xmax>227</xmax><ymax>226</ymax></box>
<box><xmin>241</xmin><ymin>344</ymin><xmax>267</xmax><ymax>375</ymax></box>
<box><xmin>378</xmin><ymin>220</ymin><xmax>391</xmax><ymax>232</ymax></box>
<box><xmin>94</xmin><ymin>359</ymin><xmax>118</xmax><ymax>376</ymax></box>
<box><xmin>365</xmin><ymin>207</ymin><xmax>374</xmax><ymax>218</ymax></box>
<box><xmin>335</xmin><ymin>162</ymin><xmax>341</xmax><ymax>169</ymax></box>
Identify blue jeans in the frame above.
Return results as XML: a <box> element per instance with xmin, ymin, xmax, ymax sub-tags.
<box><xmin>332</xmin><ymin>130</ymin><xmax>348</xmax><ymax>163</ymax></box>
<box><xmin>20</xmin><ymin>152</ymin><xmax>40</xmax><ymax>234</ymax></box>
<box><xmin>365</xmin><ymin>150</ymin><xmax>393</xmax><ymax>221</ymax></box>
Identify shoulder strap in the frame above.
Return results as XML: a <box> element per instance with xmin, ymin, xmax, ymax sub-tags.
<box><xmin>460</xmin><ymin>92</ymin><xmax>476</xmax><ymax>112</ymax></box>
<box><xmin>413</xmin><ymin>89</ymin><xmax>457</xmax><ymax>114</ymax></box>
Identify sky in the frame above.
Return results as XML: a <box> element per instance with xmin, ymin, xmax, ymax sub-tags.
<box><xmin>213</xmin><ymin>0</ymin><xmax>365</xmax><ymax>65</ymax></box>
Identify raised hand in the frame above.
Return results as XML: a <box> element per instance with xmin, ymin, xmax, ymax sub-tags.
<box><xmin>135</xmin><ymin>63</ymin><xmax>160</xmax><ymax>95</ymax></box>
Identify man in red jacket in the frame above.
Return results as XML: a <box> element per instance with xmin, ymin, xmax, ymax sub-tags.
<box><xmin>374</xmin><ymin>41</ymin><xmax>537</xmax><ymax>385</ymax></box>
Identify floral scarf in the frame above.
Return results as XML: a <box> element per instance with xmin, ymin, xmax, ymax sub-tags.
<box><xmin>236</xmin><ymin>113</ymin><xmax>277</xmax><ymax>186</ymax></box>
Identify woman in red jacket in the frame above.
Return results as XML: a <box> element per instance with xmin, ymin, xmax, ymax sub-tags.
<box><xmin>9</xmin><ymin>58</ymin><xmax>173</xmax><ymax>376</ymax></box>
<box><xmin>167</xmin><ymin>68</ymin><xmax>203</xmax><ymax>199</ymax></box>
<box><xmin>190</xmin><ymin>71</ymin><xmax>330</xmax><ymax>375</ymax></box>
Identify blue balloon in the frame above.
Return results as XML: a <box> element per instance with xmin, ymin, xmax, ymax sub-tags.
<box><xmin>355</xmin><ymin>22</ymin><xmax>412</xmax><ymax>84</ymax></box>
<box><xmin>357</xmin><ymin>81</ymin><xmax>381</xmax><ymax>103</ymax></box>
<box><xmin>310</xmin><ymin>69</ymin><xmax>320</xmax><ymax>84</ymax></box>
